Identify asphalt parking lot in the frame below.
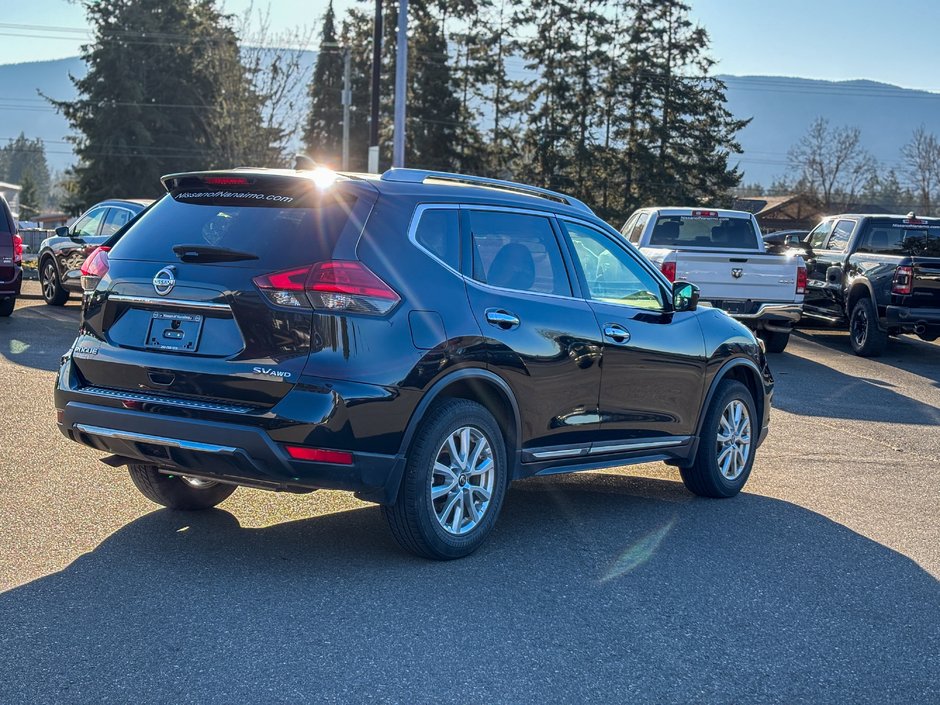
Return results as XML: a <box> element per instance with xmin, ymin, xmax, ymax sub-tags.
<box><xmin>1</xmin><ymin>281</ymin><xmax>938</xmax><ymax>704</ymax></box>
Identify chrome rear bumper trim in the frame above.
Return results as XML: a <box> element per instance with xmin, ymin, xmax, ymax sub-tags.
<box><xmin>80</xmin><ymin>385</ymin><xmax>253</xmax><ymax>414</ymax></box>
<box><xmin>74</xmin><ymin>424</ymin><xmax>238</xmax><ymax>455</ymax></box>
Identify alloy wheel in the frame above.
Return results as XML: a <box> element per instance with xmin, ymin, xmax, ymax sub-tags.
<box><xmin>430</xmin><ymin>426</ymin><xmax>495</xmax><ymax>536</ymax></box>
<box><xmin>852</xmin><ymin>306</ymin><xmax>868</xmax><ymax>347</ymax></box>
<box><xmin>716</xmin><ymin>400</ymin><xmax>751</xmax><ymax>480</ymax></box>
<box><xmin>42</xmin><ymin>262</ymin><xmax>58</xmax><ymax>302</ymax></box>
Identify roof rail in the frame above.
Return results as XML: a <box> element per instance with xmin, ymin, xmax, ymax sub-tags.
<box><xmin>381</xmin><ymin>168</ymin><xmax>594</xmax><ymax>215</ymax></box>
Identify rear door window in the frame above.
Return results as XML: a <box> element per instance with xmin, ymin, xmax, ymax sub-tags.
<box><xmin>649</xmin><ymin>215</ymin><xmax>759</xmax><ymax>249</ymax></box>
<box><xmin>101</xmin><ymin>207</ymin><xmax>133</xmax><ymax>237</ymax></box>
<box><xmin>468</xmin><ymin>210</ymin><xmax>571</xmax><ymax>297</ymax></box>
<box><xmin>109</xmin><ymin>187</ymin><xmax>361</xmax><ymax>269</ymax></box>
<box><xmin>824</xmin><ymin>219</ymin><xmax>855</xmax><ymax>251</ymax></box>
<box><xmin>858</xmin><ymin>221</ymin><xmax>940</xmax><ymax>256</ymax></box>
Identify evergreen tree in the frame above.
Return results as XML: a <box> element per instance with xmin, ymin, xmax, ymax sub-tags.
<box><xmin>304</xmin><ymin>1</ymin><xmax>346</xmax><ymax>165</ymax></box>
<box><xmin>18</xmin><ymin>173</ymin><xmax>40</xmax><ymax>220</ymax></box>
<box><xmin>49</xmin><ymin>0</ymin><xmax>274</xmax><ymax>203</ymax></box>
<box><xmin>0</xmin><ymin>133</ymin><xmax>51</xmax><ymax>208</ymax></box>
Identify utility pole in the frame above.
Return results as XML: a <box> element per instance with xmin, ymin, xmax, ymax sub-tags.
<box><xmin>341</xmin><ymin>47</ymin><xmax>351</xmax><ymax>171</ymax></box>
<box><xmin>368</xmin><ymin>0</ymin><xmax>382</xmax><ymax>173</ymax></box>
<box><xmin>392</xmin><ymin>0</ymin><xmax>408</xmax><ymax>168</ymax></box>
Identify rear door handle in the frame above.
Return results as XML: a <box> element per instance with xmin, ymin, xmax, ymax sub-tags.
<box><xmin>603</xmin><ymin>323</ymin><xmax>631</xmax><ymax>344</ymax></box>
<box><xmin>485</xmin><ymin>308</ymin><xmax>520</xmax><ymax>330</ymax></box>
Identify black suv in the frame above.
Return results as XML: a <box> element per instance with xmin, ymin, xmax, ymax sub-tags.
<box><xmin>801</xmin><ymin>213</ymin><xmax>940</xmax><ymax>355</ymax></box>
<box><xmin>55</xmin><ymin>168</ymin><xmax>773</xmax><ymax>559</ymax></box>
<box><xmin>0</xmin><ymin>193</ymin><xmax>23</xmax><ymax>317</ymax></box>
<box><xmin>37</xmin><ymin>199</ymin><xmax>152</xmax><ymax>306</ymax></box>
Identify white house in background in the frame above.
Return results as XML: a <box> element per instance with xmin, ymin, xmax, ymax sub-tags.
<box><xmin>0</xmin><ymin>182</ymin><xmax>21</xmax><ymax>220</ymax></box>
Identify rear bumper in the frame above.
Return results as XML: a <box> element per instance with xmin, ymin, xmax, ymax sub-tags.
<box><xmin>885</xmin><ymin>306</ymin><xmax>940</xmax><ymax>329</ymax></box>
<box><xmin>0</xmin><ymin>265</ymin><xmax>22</xmax><ymax>297</ymax></box>
<box><xmin>54</xmin><ymin>355</ymin><xmax>408</xmax><ymax>504</ymax></box>
<box><xmin>704</xmin><ymin>302</ymin><xmax>803</xmax><ymax>332</ymax></box>
<box><xmin>58</xmin><ymin>402</ymin><xmax>405</xmax><ymax>503</ymax></box>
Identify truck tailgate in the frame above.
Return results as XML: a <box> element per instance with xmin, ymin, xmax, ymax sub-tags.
<box><xmin>674</xmin><ymin>251</ymin><xmax>800</xmax><ymax>302</ymax></box>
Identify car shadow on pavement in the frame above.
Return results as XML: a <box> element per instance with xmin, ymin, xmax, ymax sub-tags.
<box><xmin>0</xmin><ymin>302</ymin><xmax>80</xmax><ymax>372</ymax></box>
<box><xmin>0</xmin><ymin>474</ymin><xmax>936</xmax><ymax>704</ymax></box>
<box><xmin>794</xmin><ymin>329</ymin><xmax>940</xmax><ymax>383</ymax></box>
<box><xmin>772</xmin><ymin>337</ymin><xmax>940</xmax><ymax>424</ymax></box>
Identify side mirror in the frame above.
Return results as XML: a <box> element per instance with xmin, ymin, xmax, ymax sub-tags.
<box><xmin>55</xmin><ymin>225</ymin><xmax>70</xmax><ymax>237</ymax></box>
<box><xmin>673</xmin><ymin>281</ymin><xmax>699</xmax><ymax>312</ymax></box>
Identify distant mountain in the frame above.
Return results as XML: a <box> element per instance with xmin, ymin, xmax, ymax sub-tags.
<box><xmin>3</xmin><ymin>56</ymin><xmax>940</xmax><ymax>185</ymax></box>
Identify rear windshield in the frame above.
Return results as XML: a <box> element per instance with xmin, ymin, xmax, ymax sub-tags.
<box><xmin>856</xmin><ymin>221</ymin><xmax>940</xmax><ymax>257</ymax></box>
<box><xmin>649</xmin><ymin>215</ymin><xmax>760</xmax><ymax>250</ymax></box>
<box><xmin>109</xmin><ymin>187</ymin><xmax>359</xmax><ymax>268</ymax></box>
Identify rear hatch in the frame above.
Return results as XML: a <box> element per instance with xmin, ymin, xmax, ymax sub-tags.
<box><xmin>0</xmin><ymin>197</ymin><xmax>15</xmax><ymax>283</ymax></box>
<box><xmin>76</xmin><ymin>171</ymin><xmax>376</xmax><ymax>408</ymax></box>
<box><xmin>649</xmin><ymin>213</ymin><xmax>799</xmax><ymax>304</ymax></box>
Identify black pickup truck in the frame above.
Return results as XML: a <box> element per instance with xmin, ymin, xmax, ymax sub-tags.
<box><xmin>799</xmin><ymin>213</ymin><xmax>940</xmax><ymax>356</ymax></box>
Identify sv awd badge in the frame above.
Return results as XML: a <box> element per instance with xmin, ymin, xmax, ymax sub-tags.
<box><xmin>253</xmin><ymin>366</ymin><xmax>292</xmax><ymax>380</ymax></box>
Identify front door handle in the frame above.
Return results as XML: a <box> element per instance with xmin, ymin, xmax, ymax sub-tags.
<box><xmin>603</xmin><ymin>323</ymin><xmax>631</xmax><ymax>344</ymax></box>
<box><xmin>485</xmin><ymin>308</ymin><xmax>521</xmax><ymax>330</ymax></box>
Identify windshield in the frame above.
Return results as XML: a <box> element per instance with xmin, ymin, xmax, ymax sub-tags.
<box><xmin>856</xmin><ymin>221</ymin><xmax>940</xmax><ymax>257</ymax></box>
<box><xmin>649</xmin><ymin>215</ymin><xmax>760</xmax><ymax>250</ymax></box>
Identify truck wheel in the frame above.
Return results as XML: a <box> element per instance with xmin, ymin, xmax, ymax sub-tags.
<box><xmin>383</xmin><ymin>399</ymin><xmax>508</xmax><ymax>560</ymax></box>
<box><xmin>680</xmin><ymin>380</ymin><xmax>757</xmax><ymax>498</ymax></box>
<box><xmin>0</xmin><ymin>297</ymin><xmax>14</xmax><ymax>317</ymax></box>
<box><xmin>849</xmin><ymin>297</ymin><xmax>887</xmax><ymax>357</ymax></box>
<box><xmin>758</xmin><ymin>330</ymin><xmax>790</xmax><ymax>353</ymax></box>
<box><xmin>128</xmin><ymin>464</ymin><xmax>236</xmax><ymax>510</ymax></box>
<box><xmin>40</xmin><ymin>258</ymin><xmax>70</xmax><ymax>306</ymax></box>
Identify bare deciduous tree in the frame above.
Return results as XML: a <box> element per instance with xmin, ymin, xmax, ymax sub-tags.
<box><xmin>788</xmin><ymin>117</ymin><xmax>876</xmax><ymax>209</ymax></box>
<box><xmin>901</xmin><ymin>125</ymin><xmax>940</xmax><ymax>216</ymax></box>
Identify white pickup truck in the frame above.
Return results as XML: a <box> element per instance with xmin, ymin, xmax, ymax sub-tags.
<box><xmin>622</xmin><ymin>207</ymin><xmax>806</xmax><ymax>352</ymax></box>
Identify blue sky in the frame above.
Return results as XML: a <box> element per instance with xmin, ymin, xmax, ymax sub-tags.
<box><xmin>2</xmin><ymin>0</ymin><xmax>939</xmax><ymax>91</ymax></box>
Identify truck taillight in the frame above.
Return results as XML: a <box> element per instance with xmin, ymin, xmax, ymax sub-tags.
<box><xmin>80</xmin><ymin>246</ymin><xmax>110</xmax><ymax>291</ymax></box>
<box><xmin>11</xmin><ymin>233</ymin><xmax>23</xmax><ymax>264</ymax></box>
<box><xmin>253</xmin><ymin>260</ymin><xmax>401</xmax><ymax>315</ymax></box>
<box><xmin>892</xmin><ymin>265</ymin><xmax>913</xmax><ymax>295</ymax></box>
<box><xmin>691</xmin><ymin>210</ymin><xmax>718</xmax><ymax>217</ymax></box>
<box><xmin>796</xmin><ymin>264</ymin><xmax>807</xmax><ymax>294</ymax></box>
<box><xmin>661</xmin><ymin>261</ymin><xmax>677</xmax><ymax>282</ymax></box>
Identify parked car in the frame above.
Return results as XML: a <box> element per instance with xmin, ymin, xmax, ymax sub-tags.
<box><xmin>799</xmin><ymin>212</ymin><xmax>940</xmax><ymax>356</ymax></box>
<box><xmin>623</xmin><ymin>207</ymin><xmax>806</xmax><ymax>353</ymax></box>
<box><xmin>763</xmin><ymin>229</ymin><xmax>809</xmax><ymax>254</ymax></box>
<box><xmin>0</xmin><ymin>193</ymin><xmax>23</xmax><ymax>317</ymax></box>
<box><xmin>36</xmin><ymin>199</ymin><xmax>152</xmax><ymax>305</ymax></box>
<box><xmin>55</xmin><ymin>168</ymin><xmax>773</xmax><ymax>560</ymax></box>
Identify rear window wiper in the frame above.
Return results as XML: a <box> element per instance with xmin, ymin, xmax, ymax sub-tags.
<box><xmin>172</xmin><ymin>244</ymin><xmax>259</xmax><ymax>262</ymax></box>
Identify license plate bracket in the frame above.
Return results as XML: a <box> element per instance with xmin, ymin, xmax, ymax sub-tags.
<box><xmin>145</xmin><ymin>312</ymin><xmax>204</xmax><ymax>352</ymax></box>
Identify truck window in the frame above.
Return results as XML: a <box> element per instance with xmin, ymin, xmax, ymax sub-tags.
<box><xmin>621</xmin><ymin>213</ymin><xmax>639</xmax><ymax>239</ymax></box>
<box><xmin>629</xmin><ymin>214</ymin><xmax>648</xmax><ymax>244</ymax></box>
<box><xmin>648</xmin><ymin>215</ymin><xmax>759</xmax><ymax>249</ymax></box>
<box><xmin>857</xmin><ymin>221</ymin><xmax>940</xmax><ymax>257</ymax></box>
<box><xmin>808</xmin><ymin>221</ymin><xmax>833</xmax><ymax>248</ymax></box>
<box><xmin>824</xmin><ymin>220</ymin><xmax>855</xmax><ymax>251</ymax></box>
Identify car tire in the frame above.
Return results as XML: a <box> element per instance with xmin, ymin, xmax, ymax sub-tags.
<box><xmin>849</xmin><ymin>296</ymin><xmax>887</xmax><ymax>357</ymax></box>
<box><xmin>40</xmin><ymin>257</ymin><xmax>70</xmax><ymax>306</ymax></box>
<box><xmin>383</xmin><ymin>399</ymin><xmax>508</xmax><ymax>560</ymax></box>
<box><xmin>680</xmin><ymin>380</ymin><xmax>757</xmax><ymax>498</ymax></box>
<box><xmin>0</xmin><ymin>297</ymin><xmax>14</xmax><ymax>317</ymax></box>
<box><xmin>128</xmin><ymin>464</ymin><xmax>236</xmax><ymax>510</ymax></box>
<box><xmin>758</xmin><ymin>330</ymin><xmax>790</xmax><ymax>354</ymax></box>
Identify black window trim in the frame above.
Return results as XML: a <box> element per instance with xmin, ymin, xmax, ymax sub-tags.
<box><xmin>557</xmin><ymin>215</ymin><xmax>672</xmax><ymax>312</ymax></box>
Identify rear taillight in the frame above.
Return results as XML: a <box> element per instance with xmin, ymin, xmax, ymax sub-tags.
<box><xmin>661</xmin><ymin>260</ymin><xmax>677</xmax><ymax>282</ymax></box>
<box><xmin>11</xmin><ymin>233</ymin><xmax>23</xmax><ymax>264</ymax></box>
<box><xmin>892</xmin><ymin>265</ymin><xmax>913</xmax><ymax>295</ymax></box>
<box><xmin>796</xmin><ymin>264</ymin><xmax>807</xmax><ymax>295</ymax></box>
<box><xmin>253</xmin><ymin>260</ymin><xmax>401</xmax><ymax>315</ymax></box>
<box><xmin>80</xmin><ymin>246</ymin><xmax>110</xmax><ymax>292</ymax></box>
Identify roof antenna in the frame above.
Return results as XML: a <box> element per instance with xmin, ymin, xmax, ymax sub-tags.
<box><xmin>294</xmin><ymin>154</ymin><xmax>318</xmax><ymax>171</ymax></box>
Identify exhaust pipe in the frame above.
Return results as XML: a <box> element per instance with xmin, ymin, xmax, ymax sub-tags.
<box><xmin>915</xmin><ymin>323</ymin><xmax>926</xmax><ymax>335</ymax></box>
